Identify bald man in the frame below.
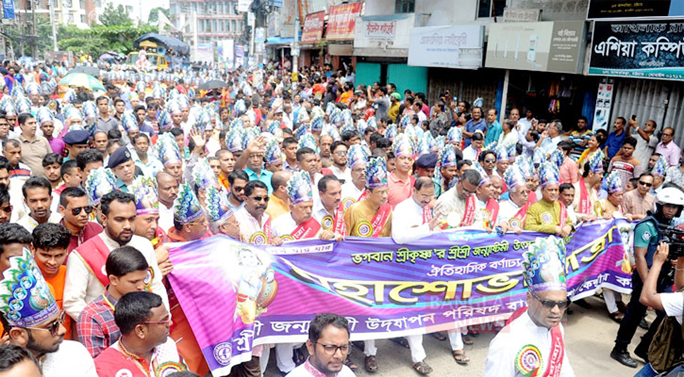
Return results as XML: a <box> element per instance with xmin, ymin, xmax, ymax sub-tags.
<box><xmin>267</xmin><ymin>170</ymin><xmax>293</xmax><ymax>220</ymax></box>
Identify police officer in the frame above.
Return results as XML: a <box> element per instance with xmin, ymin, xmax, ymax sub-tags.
<box><xmin>611</xmin><ymin>186</ymin><xmax>684</xmax><ymax>367</ymax></box>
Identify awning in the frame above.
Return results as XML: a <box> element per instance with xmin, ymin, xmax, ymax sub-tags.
<box><xmin>266</xmin><ymin>37</ymin><xmax>295</xmax><ymax>45</ymax></box>
<box><xmin>134</xmin><ymin>33</ymin><xmax>190</xmax><ymax>55</ymax></box>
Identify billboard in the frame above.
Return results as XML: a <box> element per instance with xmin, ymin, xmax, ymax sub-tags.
<box><xmin>301</xmin><ymin>11</ymin><xmax>325</xmax><ymax>44</ymax></box>
<box><xmin>408</xmin><ymin>25</ymin><xmax>484</xmax><ymax>69</ymax></box>
<box><xmin>587</xmin><ymin>0</ymin><xmax>684</xmax><ymax>19</ymax></box>
<box><xmin>327</xmin><ymin>3</ymin><xmax>363</xmax><ymax>40</ymax></box>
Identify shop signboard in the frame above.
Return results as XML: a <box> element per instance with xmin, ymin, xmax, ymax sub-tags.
<box><xmin>408</xmin><ymin>25</ymin><xmax>484</xmax><ymax>69</ymax></box>
<box><xmin>587</xmin><ymin>0</ymin><xmax>684</xmax><ymax>19</ymax></box>
<box><xmin>327</xmin><ymin>3</ymin><xmax>363</xmax><ymax>40</ymax></box>
<box><xmin>485</xmin><ymin>21</ymin><xmax>585</xmax><ymax>74</ymax></box>
<box><xmin>364</xmin><ymin>20</ymin><xmax>396</xmax><ymax>39</ymax></box>
<box><xmin>301</xmin><ymin>11</ymin><xmax>325</xmax><ymax>44</ymax></box>
<box><xmin>589</xmin><ymin>19</ymin><xmax>684</xmax><ymax>80</ymax></box>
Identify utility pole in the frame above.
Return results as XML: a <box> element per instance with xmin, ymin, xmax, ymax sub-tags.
<box><xmin>291</xmin><ymin>0</ymin><xmax>299</xmax><ymax>91</ymax></box>
<box><xmin>48</xmin><ymin>0</ymin><xmax>57</xmax><ymax>51</ymax></box>
<box><xmin>30</xmin><ymin>0</ymin><xmax>37</xmax><ymax>57</ymax></box>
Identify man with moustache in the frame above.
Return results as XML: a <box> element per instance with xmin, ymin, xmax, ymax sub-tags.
<box><xmin>17</xmin><ymin>177</ymin><xmax>62</xmax><ymax>231</ymax></box>
<box><xmin>228</xmin><ymin>169</ymin><xmax>249</xmax><ymax>213</ymax></box>
<box><xmin>235</xmin><ymin>180</ymin><xmax>283</xmax><ymax>245</ymax></box>
<box><xmin>314</xmin><ymin>175</ymin><xmax>347</xmax><ymax>241</ymax></box>
<box><xmin>58</xmin><ymin>187</ymin><xmax>103</xmax><ymax>252</ymax></box>
<box><xmin>156</xmin><ymin>172</ymin><xmax>179</xmax><ymax>234</ymax></box>
<box><xmin>63</xmin><ymin>191</ymin><xmax>168</xmax><ymax>321</ymax></box>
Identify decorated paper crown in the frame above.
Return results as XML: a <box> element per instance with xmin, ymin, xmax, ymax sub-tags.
<box><xmin>503</xmin><ymin>164</ymin><xmax>527</xmax><ymax>190</ymax></box>
<box><xmin>267</xmin><ymin>120</ymin><xmax>281</xmax><ymax>135</ymax></box>
<box><xmin>135</xmin><ymin>81</ymin><xmax>146</xmax><ymax>93</ymax></box>
<box><xmin>311</xmin><ymin>116</ymin><xmax>324</xmax><ymax>132</ymax></box>
<box><xmin>606</xmin><ymin>170</ymin><xmax>623</xmax><ymax>194</ymax></box>
<box><xmin>440</xmin><ymin>143</ymin><xmax>458</xmax><ymax>167</ymax></box>
<box><xmin>347</xmin><ymin>144</ymin><xmax>368</xmax><ymax>169</ymax></box>
<box><xmin>652</xmin><ymin>154</ymin><xmax>668</xmax><ymax>178</ymax></box>
<box><xmin>532</xmin><ymin>148</ymin><xmax>546</xmax><ymax>167</ymax></box>
<box><xmin>85</xmin><ymin>167</ymin><xmax>118</xmax><ymax>206</ymax></box>
<box><xmin>311</xmin><ymin>106</ymin><xmax>325</xmax><ymax>119</ymax></box>
<box><xmin>192</xmin><ymin>158</ymin><xmax>218</xmax><ymax>191</ymax></box>
<box><xmin>522</xmin><ymin>236</ymin><xmax>567</xmax><ymax>292</ymax></box>
<box><xmin>538</xmin><ymin>161</ymin><xmax>560</xmax><ymax>188</ymax></box>
<box><xmin>242</xmin><ymin>127</ymin><xmax>260</xmax><ymax>150</ymax></box>
<box><xmin>330</xmin><ymin>109</ymin><xmax>343</xmax><ymax>126</ymax></box>
<box><xmin>473</xmin><ymin>162</ymin><xmax>490</xmax><ymax>187</ymax></box>
<box><xmin>367</xmin><ymin>116</ymin><xmax>378</xmax><ymax>130</ymax></box>
<box><xmin>549</xmin><ymin>149</ymin><xmax>564</xmax><ymax>170</ymax></box>
<box><xmin>157</xmin><ymin>109</ymin><xmax>172</xmax><ymax>130</ymax></box>
<box><xmin>325</xmin><ymin>102</ymin><xmax>336</xmax><ymax>115</ymax></box>
<box><xmin>82</xmin><ymin>101</ymin><xmax>98</xmax><ymax>119</ymax></box>
<box><xmin>205</xmin><ymin>186</ymin><xmax>233</xmax><ymax>223</ymax></box>
<box><xmin>229</xmin><ymin>117</ymin><xmax>244</xmax><ymax>130</ymax></box>
<box><xmin>287</xmin><ymin>170</ymin><xmax>313</xmax><ymax>204</ymax></box>
<box><xmin>225</xmin><ymin>127</ymin><xmax>245</xmax><ymax>153</ymax></box>
<box><xmin>264</xmin><ymin>139</ymin><xmax>283</xmax><ymax>165</ymax></box>
<box><xmin>515</xmin><ymin>155</ymin><xmax>535</xmax><ymax>178</ymax></box>
<box><xmin>495</xmin><ymin>144</ymin><xmax>509</xmax><ymax>162</ymax></box>
<box><xmin>11</xmin><ymin>84</ymin><xmax>25</xmax><ymax>97</ymax></box>
<box><xmin>295</xmin><ymin>122</ymin><xmax>310</xmax><ymax>140</ymax></box>
<box><xmin>174</xmin><ymin>183</ymin><xmax>204</xmax><ymax>225</ymax></box>
<box><xmin>322</xmin><ymin>123</ymin><xmax>341</xmax><ymax>141</ymax></box>
<box><xmin>130</xmin><ymin>177</ymin><xmax>159</xmax><ymax>215</ymax></box>
<box><xmin>417</xmin><ymin>133</ymin><xmax>431</xmax><ymax>157</ymax></box>
<box><xmin>404</xmin><ymin>123</ymin><xmax>417</xmax><ymax>142</ymax></box>
<box><xmin>365</xmin><ymin>156</ymin><xmax>388</xmax><ymax>189</ymax></box>
<box><xmin>340</xmin><ymin>122</ymin><xmax>356</xmax><ymax>136</ymax></box>
<box><xmin>357</xmin><ymin>118</ymin><xmax>368</xmax><ymax>135</ymax></box>
<box><xmin>341</xmin><ymin>109</ymin><xmax>352</xmax><ymax>124</ymax></box>
<box><xmin>41</xmin><ymin>82</ymin><xmax>52</xmax><ymax>95</ymax></box>
<box><xmin>586</xmin><ymin>150</ymin><xmax>605</xmax><ymax>174</ymax></box>
<box><xmin>25</xmin><ymin>82</ymin><xmax>41</xmax><ymax>95</ymax></box>
<box><xmin>35</xmin><ymin>107</ymin><xmax>54</xmax><ymax>125</ymax></box>
<box><xmin>63</xmin><ymin>88</ymin><xmax>76</xmax><ymax>103</ymax></box>
<box><xmin>233</xmin><ymin>99</ymin><xmax>246</xmax><ymax>116</ymax></box>
<box><xmin>432</xmin><ymin>136</ymin><xmax>445</xmax><ymax>154</ymax></box>
<box><xmin>447</xmin><ymin>126</ymin><xmax>463</xmax><ymax>144</ymax></box>
<box><xmin>167</xmin><ymin>100</ymin><xmax>182</xmax><ymax>115</ymax></box>
<box><xmin>298</xmin><ymin>133</ymin><xmax>319</xmax><ymax>154</ymax></box>
<box><xmin>178</xmin><ymin>95</ymin><xmax>191</xmax><ymax>110</ymax></box>
<box><xmin>0</xmin><ymin>98</ymin><xmax>16</xmax><ymax>116</ymax></box>
<box><xmin>399</xmin><ymin>114</ymin><xmax>411</xmax><ymax>129</ymax></box>
<box><xmin>393</xmin><ymin>133</ymin><xmax>414</xmax><ymax>157</ymax></box>
<box><xmin>506</xmin><ymin>142</ymin><xmax>517</xmax><ymax>162</ymax></box>
<box><xmin>16</xmin><ymin>98</ymin><xmax>31</xmax><ymax>114</ymax></box>
<box><xmin>157</xmin><ymin>133</ymin><xmax>182</xmax><ymax>166</ymax></box>
<box><xmin>152</xmin><ymin>86</ymin><xmax>165</xmax><ymax>99</ymax></box>
<box><xmin>64</xmin><ymin>106</ymin><xmax>83</xmax><ymax>121</ymax></box>
<box><xmin>0</xmin><ymin>248</ymin><xmax>60</xmax><ymax>327</ymax></box>
<box><xmin>121</xmin><ymin>111</ymin><xmax>139</xmax><ymax>133</ymax></box>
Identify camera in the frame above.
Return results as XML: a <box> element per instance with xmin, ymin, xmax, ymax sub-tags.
<box><xmin>657</xmin><ymin>224</ymin><xmax>684</xmax><ymax>258</ymax></box>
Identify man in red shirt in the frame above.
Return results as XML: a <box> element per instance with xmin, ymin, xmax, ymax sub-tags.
<box><xmin>388</xmin><ymin>134</ymin><xmax>416</xmax><ymax>208</ymax></box>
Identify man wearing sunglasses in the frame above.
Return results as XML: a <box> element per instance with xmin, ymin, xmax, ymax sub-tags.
<box><xmin>0</xmin><ymin>248</ymin><xmax>97</xmax><ymax>377</ymax></box>
<box><xmin>58</xmin><ymin>187</ymin><xmax>103</xmax><ymax>253</ymax></box>
<box><xmin>235</xmin><ymin>180</ymin><xmax>283</xmax><ymax>246</ymax></box>
<box><xmin>95</xmin><ymin>292</ymin><xmax>184</xmax><ymax>377</ymax></box>
<box><xmin>623</xmin><ymin>173</ymin><xmax>656</xmax><ymax>221</ymax></box>
<box><xmin>485</xmin><ymin>236</ymin><xmax>574</xmax><ymax>376</ymax></box>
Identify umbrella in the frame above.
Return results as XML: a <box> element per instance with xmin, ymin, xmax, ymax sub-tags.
<box><xmin>59</xmin><ymin>72</ymin><xmax>105</xmax><ymax>92</ymax></box>
<box><xmin>99</xmin><ymin>53</ymin><xmax>115</xmax><ymax>61</ymax></box>
<box><xmin>68</xmin><ymin>66</ymin><xmax>100</xmax><ymax>77</ymax></box>
<box><xmin>198</xmin><ymin>79</ymin><xmax>228</xmax><ymax>90</ymax></box>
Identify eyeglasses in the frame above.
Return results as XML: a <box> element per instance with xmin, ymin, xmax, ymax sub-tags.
<box><xmin>25</xmin><ymin>311</ymin><xmax>65</xmax><ymax>337</ymax></box>
<box><xmin>143</xmin><ymin>318</ymin><xmax>173</xmax><ymax>326</ymax></box>
<box><xmin>251</xmin><ymin>196</ymin><xmax>269</xmax><ymax>202</ymax></box>
<box><xmin>233</xmin><ymin>186</ymin><xmax>245</xmax><ymax>192</ymax></box>
<box><xmin>70</xmin><ymin>205</ymin><xmax>93</xmax><ymax>216</ymax></box>
<box><xmin>530</xmin><ymin>290</ymin><xmax>570</xmax><ymax>310</ymax></box>
<box><xmin>639</xmin><ymin>181</ymin><xmax>653</xmax><ymax>187</ymax></box>
<box><xmin>335</xmin><ymin>151</ymin><xmax>347</xmax><ymax>156</ymax></box>
<box><xmin>484</xmin><ymin>159</ymin><xmax>496</xmax><ymax>164</ymax></box>
<box><xmin>0</xmin><ymin>205</ymin><xmax>11</xmax><ymax>212</ymax></box>
<box><xmin>316</xmin><ymin>342</ymin><xmax>352</xmax><ymax>355</ymax></box>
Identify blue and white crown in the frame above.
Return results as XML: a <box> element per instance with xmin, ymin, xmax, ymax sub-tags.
<box><xmin>473</xmin><ymin>162</ymin><xmax>490</xmax><ymax>187</ymax></box>
<box><xmin>416</xmin><ymin>133</ymin><xmax>432</xmax><ymax>157</ymax></box>
<box><xmin>367</xmin><ymin>116</ymin><xmax>378</xmax><ymax>130</ymax></box>
<box><xmin>652</xmin><ymin>154</ymin><xmax>668</xmax><ymax>178</ymax></box>
<box><xmin>586</xmin><ymin>150</ymin><xmax>605</xmax><ymax>174</ymax></box>
<box><xmin>35</xmin><ymin>107</ymin><xmax>54</xmax><ymax>125</ymax></box>
<box><xmin>121</xmin><ymin>111</ymin><xmax>139</xmax><ymax>133</ymax></box>
<box><xmin>515</xmin><ymin>155</ymin><xmax>535</xmax><ymax>178</ymax></box>
<box><xmin>311</xmin><ymin>115</ymin><xmax>324</xmax><ymax>132</ymax></box>
<box><xmin>347</xmin><ymin>144</ymin><xmax>369</xmax><ymax>169</ymax></box>
<box><xmin>267</xmin><ymin>120</ymin><xmax>281</xmax><ymax>135</ymax></box>
<box><xmin>447</xmin><ymin>126</ymin><xmax>463</xmax><ymax>145</ymax></box>
<box><xmin>0</xmin><ymin>248</ymin><xmax>59</xmax><ymax>327</ymax></box>
<box><xmin>25</xmin><ymin>82</ymin><xmax>41</xmax><ymax>95</ymax></box>
<box><xmin>264</xmin><ymin>139</ymin><xmax>283</xmax><ymax>165</ymax></box>
<box><xmin>523</xmin><ymin>236</ymin><xmax>567</xmax><ymax>292</ymax></box>
<box><xmin>330</xmin><ymin>109</ymin><xmax>343</xmax><ymax>126</ymax></box>
<box><xmin>167</xmin><ymin>100</ymin><xmax>182</xmax><ymax>115</ymax></box>
<box><xmin>192</xmin><ymin>158</ymin><xmax>218</xmax><ymax>191</ymax></box>
<box><xmin>82</xmin><ymin>101</ymin><xmax>97</xmax><ymax>120</ymax></box>
<box><xmin>399</xmin><ymin>114</ymin><xmax>411</xmax><ymax>129</ymax></box>
<box><xmin>130</xmin><ymin>177</ymin><xmax>159</xmax><ymax>215</ymax></box>
<box><xmin>298</xmin><ymin>133</ymin><xmax>319</xmax><ymax>154</ymax></box>
<box><xmin>325</xmin><ymin>102</ymin><xmax>336</xmax><ymax>116</ymax></box>
<box><xmin>174</xmin><ymin>183</ymin><xmax>204</xmax><ymax>224</ymax></box>
<box><xmin>295</xmin><ymin>122</ymin><xmax>310</xmax><ymax>140</ymax></box>
<box><xmin>503</xmin><ymin>165</ymin><xmax>527</xmax><ymax>190</ymax></box>
<box><xmin>157</xmin><ymin>133</ymin><xmax>182</xmax><ymax>166</ymax></box>
<box><xmin>225</xmin><ymin>127</ymin><xmax>245</xmax><ymax>153</ymax></box>
<box><xmin>393</xmin><ymin>133</ymin><xmax>413</xmax><ymax>157</ymax></box>
<box><xmin>532</xmin><ymin>148</ymin><xmax>546</xmax><ymax>167</ymax></box>
<box><xmin>85</xmin><ymin>167</ymin><xmax>118</xmax><ymax>206</ymax></box>
<box><xmin>205</xmin><ymin>186</ymin><xmax>232</xmax><ymax>223</ymax></box>
<box><xmin>538</xmin><ymin>161</ymin><xmax>560</xmax><ymax>187</ymax></box>
<box><xmin>384</xmin><ymin>124</ymin><xmax>398</xmax><ymax>143</ymax></box>
<box><xmin>365</xmin><ymin>156</ymin><xmax>388</xmax><ymax>189</ymax></box>
<box><xmin>157</xmin><ymin>109</ymin><xmax>172</xmax><ymax>130</ymax></box>
<box><xmin>312</xmin><ymin>106</ymin><xmax>325</xmax><ymax>119</ymax></box>
<box><xmin>549</xmin><ymin>149</ymin><xmax>564</xmax><ymax>170</ymax></box>
<box><xmin>606</xmin><ymin>170</ymin><xmax>623</xmax><ymax>194</ymax></box>
<box><xmin>287</xmin><ymin>171</ymin><xmax>313</xmax><ymax>204</ymax></box>
<box><xmin>495</xmin><ymin>144</ymin><xmax>509</xmax><ymax>162</ymax></box>
<box><xmin>0</xmin><ymin>98</ymin><xmax>16</xmax><ymax>116</ymax></box>
<box><xmin>233</xmin><ymin>99</ymin><xmax>246</xmax><ymax>116</ymax></box>
<box><xmin>506</xmin><ymin>142</ymin><xmax>517</xmax><ymax>162</ymax></box>
<box><xmin>440</xmin><ymin>143</ymin><xmax>458</xmax><ymax>167</ymax></box>
<box><xmin>357</xmin><ymin>119</ymin><xmax>368</xmax><ymax>136</ymax></box>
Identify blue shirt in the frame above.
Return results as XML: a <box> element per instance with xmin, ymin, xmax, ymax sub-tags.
<box><xmin>244</xmin><ymin>167</ymin><xmax>274</xmax><ymax>195</ymax></box>
<box><xmin>464</xmin><ymin>118</ymin><xmax>486</xmax><ymax>147</ymax></box>
<box><xmin>605</xmin><ymin>130</ymin><xmax>626</xmax><ymax>159</ymax></box>
<box><xmin>484</xmin><ymin>121</ymin><xmax>502</xmax><ymax>148</ymax></box>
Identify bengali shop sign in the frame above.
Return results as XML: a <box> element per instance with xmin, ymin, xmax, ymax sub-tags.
<box><xmin>587</xmin><ymin>0</ymin><xmax>684</xmax><ymax>19</ymax></box>
<box><xmin>364</xmin><ymin>20</ymin><xmax>396</xmax><ymax>39</ymax></box>
<box><xmin>168</xmin><ymin>219</ymin><xmax>633</xmax><ymax>375</ymax></box>
<box><xmin>589</xmin><ymin>19</ymin><xmax>684</xmax><ymax>80</ymax></box>
<box><xmin>327</xmin><ymin>2</ymin><xmax>363</xmax><ymax>40</ymax></box>
<box><xmin>408</xmin><ymin>25</ymin><xmax>484</xmax><ymax>69</ymax></box>
<box><xmin>301</xmin><ymin>11</ymin><xmax>325</xmax><ymax>44</ymax></box>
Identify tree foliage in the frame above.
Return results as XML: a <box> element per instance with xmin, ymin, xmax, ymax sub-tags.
<box><xmin>57</xmin><ymin>24</ymin><xmax>156</xmax><ymax>58</ymax></box>
<box><xmin>148</xmin><ymin>7</ymin><xmax>170</xmax><ymax>24</ymax></box>
<box><xmin>99</xmin><ymin>3</ymin><xmax>133</xmax><ymax>27</ymax></box>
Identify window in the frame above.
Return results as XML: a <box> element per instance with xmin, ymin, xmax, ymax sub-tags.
<box><xmin>395</xmin><ymin>0</ymin><xmax>414</xmax><ymax>13</ymax></box>
<box><xmin>231</xmin><ymin>19</ymin><xmax>235</xmax><ymax>31</ymax></box>
<box><xmin>79</xmin><ymin>0</ymin><xmax>84</xmax><ymax>8</ymax></box>
<box><xmin>94</xmin><ymin>0</ymin><xmax>100</xmax><ymax>7</ymax></box>
<box><xmin>478</xmin><ymin>0</ymin><xmax>505</xmax><ymax>18</ymax></box>
<box><xmin>126</xmin><ymin>5</ymin><xmax>132</xmax><ymax>14</ymax></box>
<box><xmin>81</xmin><ymin>14</ymin><xmax>85</xmax><ymax>22</ymax></box>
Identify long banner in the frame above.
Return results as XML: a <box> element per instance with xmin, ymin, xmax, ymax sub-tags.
<box><xmin>167</xmin><ymin>219</ymin><xmax>634</xmax><ymax>375</ymax></box>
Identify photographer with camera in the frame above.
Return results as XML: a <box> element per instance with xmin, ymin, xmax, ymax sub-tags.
<box><xmin>638</xmin><ymin>241</ymin><xmax>684</xmax><ymax>376</ymax></box>
<box><xmin>611</xmin><ymin>187</ymin><xmax>684</xmax><ymax>368</ymax></box>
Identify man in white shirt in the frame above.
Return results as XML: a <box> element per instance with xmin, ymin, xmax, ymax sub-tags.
<box><xmin>329</xmin><ymin>141</ymin><xmax>351</xmax><ymax>184</ymax></box>
<box><xmin>17</xmin><ymin>176</ymin><xmax>62</xmax><ymax>232</ymax></box>
<box><xmin>63</xmin><ymin>191</ymin><xmax>168</xmax><ymax>321</ymax></box>
<box><xmin>541</xmin><ymin>120</ymin><xmax>564</xmax><ymax>156</ymax></box>
<box><xmin>234</xmin><ymin>180</ymin><xmax>283</xmax><ymax>246</ymax></box>
<box><xmin>629</xmin><ymin>118</ymin><xmax>659</xmax><ymax>164</ymax></box>
<box><xmin>340</xmin><ymin>145</ymin><xmax>368</xmax><ymax>208</ymax></box>
<box><xmin>313</xmin><ymin>175</ymin><xmax>346</xmax><ymax>241</ymax></box>
<box><xmin>156</xmin><ymin>172</ymin><xmax>178</xmax><ymax>234</ymax></box>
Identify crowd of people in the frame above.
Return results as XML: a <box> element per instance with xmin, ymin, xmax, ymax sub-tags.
<box><xmin>0</xmin><ymin>58</ymin><xmax>683</xmax><ymax>377</ymax></box>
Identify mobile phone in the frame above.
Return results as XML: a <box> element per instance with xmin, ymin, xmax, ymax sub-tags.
<box><xmin>631</xmin><ymin>114</ymin><xmax>636</xmax><ymax>121</ymax></box>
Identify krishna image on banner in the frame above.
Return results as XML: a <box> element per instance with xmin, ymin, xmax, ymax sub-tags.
<box><xmin>228</xmin><ymin>245</ymin><xmax>278</xmax><ymax>324</ymax></box>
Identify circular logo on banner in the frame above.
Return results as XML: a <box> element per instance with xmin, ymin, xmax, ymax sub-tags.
<box><xmin>355</xmin><ymin>221</ymin><xmax>373</xmax><ymax>237</ymax></box>
<box><xmin>515</xmin><ymin>345</ymin><xmax>542</xmax><ymax>376</ymax></box>
<box><xmin>342</xmin><ymin>198</ymin><xmax>356</xmax><ymax>211</ymax></box>
<box><xmin>115</xmin><ymin>369</ymin><xmax>133</xmax><ymax>377</ymax></box>
<box><xmin>214</xmin><ymin>342</ymin><xmax>233</xmax><ymax>365</ymax></box>
<box><xmin>322</xmin><ymin>215</ymin><xmax>334</xmax><ymax>230</ymax></box>
<box><xmin>540</xmin><ymin>212</ymin><xmax>553</xmax><ymax>224</ymax></box>
<box><xmin>249</xmin><ymin>232</ymin><xmax>267</xmax><ymax>245</ymax></box>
